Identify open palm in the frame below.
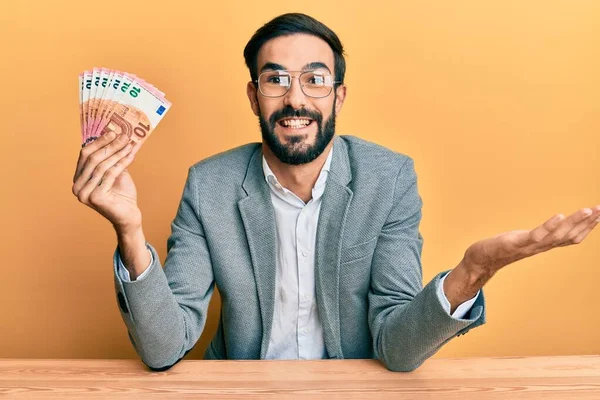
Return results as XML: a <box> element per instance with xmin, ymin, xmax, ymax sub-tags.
<box><xmin>464</xmin><ymin>206</ymin><xmax>600</xmax><ymax>274</ymax></box>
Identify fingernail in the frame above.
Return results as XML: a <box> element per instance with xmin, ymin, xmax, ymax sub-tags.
<box><xmin>107</xmin><ymin>132</ymin><xmax>116</xmax><ymax>139</ymax></box>
<box><xmin>583</xmin><ymin>209</ymin><xmax>592</xmax><ymax>217</ymax></box>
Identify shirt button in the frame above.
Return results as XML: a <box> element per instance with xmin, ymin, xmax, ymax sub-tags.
<box><xmin>302</xmin><ymin>329</ymin><xmax>308</xmax><ymax>335</ymax></box>
<box><xmin>301</xmin><ymin>252</ymin><xmax>307</xmax><ymax>257</ymax></box>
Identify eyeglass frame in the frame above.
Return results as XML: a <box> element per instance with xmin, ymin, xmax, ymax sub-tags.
<box><xmin>253</xmin><ymin>70</ymin><xmax>343</xmax><ymax>99</ymax></box>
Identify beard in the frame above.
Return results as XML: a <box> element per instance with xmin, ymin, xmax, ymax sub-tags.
<box><xmin>259</xmin><ymin>101</ymin><xmax>336</xmax><ymax>165</ymax></box>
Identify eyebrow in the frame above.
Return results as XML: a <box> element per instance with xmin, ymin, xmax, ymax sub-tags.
<box><xmin>259</xmin><ymin>61</ymin><xmax>332</xmax><ymax>74</ymax></box>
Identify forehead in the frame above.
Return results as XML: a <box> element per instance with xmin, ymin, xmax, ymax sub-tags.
<box><xmin>257</xmin><ymin>34</ymin><xmax>335</xmax><ymax>72</ymax></box>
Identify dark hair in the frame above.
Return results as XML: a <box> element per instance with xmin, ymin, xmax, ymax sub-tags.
<box><xmin>243</xmin><ymin>13</ymin><xmax>346</xmax><ymax>86</ymax></box>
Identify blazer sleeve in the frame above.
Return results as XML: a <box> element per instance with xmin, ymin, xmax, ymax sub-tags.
<box><xmin>368</xmin><ymin>157</ymin><xmax>486</xmax><ymax>372</ymax></box>
<box><xmin>113</xmin><ymin>166</ymin><xmax>215</xmax><ymax>370</ymax></box>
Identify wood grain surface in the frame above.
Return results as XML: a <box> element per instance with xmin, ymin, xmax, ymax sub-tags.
<box><xmin>1</xmin><ymin>356</ymin><xmax>600</xmax><ymax>399</ymax></box>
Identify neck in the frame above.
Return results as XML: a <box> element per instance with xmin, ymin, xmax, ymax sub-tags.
<box><xmin>262</xmin><ymin>139</ymin><xmax>334</xmax><ymax>203</ymax></box>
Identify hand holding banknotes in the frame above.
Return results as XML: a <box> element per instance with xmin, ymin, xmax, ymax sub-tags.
<box><xmin>72</xmin><ymin>131</ymin><xmax>142</xmax><ymax>230</ymax></box>
<box><xmin>72</xmin><ymin>68</ymin><xmax>171</xmax><ymax>278</ymax></box>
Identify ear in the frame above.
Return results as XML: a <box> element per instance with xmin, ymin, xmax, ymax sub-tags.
<box><xmin>246</xmin><ymin>81</ymin><xmax>260</xmax><ymax>117</ymax></box>
<box><xmin>334</xmin><ymin>84</ymin><xmax>347</xmax><ymax>115</ymax></box>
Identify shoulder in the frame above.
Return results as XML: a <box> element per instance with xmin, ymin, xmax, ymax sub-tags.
<box><xmin>338</xmin><ymin>135</ymin><xmax>415</xmax><ymax>177</ymax></box>
<box><xmin>188</xmin><ymin>142</ymin><xmax>261</xmax><ymax>181</ymax></box>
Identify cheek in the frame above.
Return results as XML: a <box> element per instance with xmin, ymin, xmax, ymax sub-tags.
<box><xmin>257</xmin><ymin>99</ymin><xmax>282</xmax><ymax>121</ymax></box>
<box><xmin>315</xmin><ymin>99</ymin><xmax>334</xmax><ymax>120</ymax></box>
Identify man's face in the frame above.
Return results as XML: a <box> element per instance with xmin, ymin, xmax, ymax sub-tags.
<box><xmin>247</xmin><ymin>34</ymin><xmax>346</xmax><ymax>165</ymax></box>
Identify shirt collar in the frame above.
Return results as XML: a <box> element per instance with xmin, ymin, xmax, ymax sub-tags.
<box><xmin>262</xmin><ymin>143</ymin><xmax>334</xmax><ymax>186</ymax></box>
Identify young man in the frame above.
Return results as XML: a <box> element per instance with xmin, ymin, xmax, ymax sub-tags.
<box><xmin>72</xmin><ymin>13</ymin><xmax>600</xmax><ymax>371</ymax></box>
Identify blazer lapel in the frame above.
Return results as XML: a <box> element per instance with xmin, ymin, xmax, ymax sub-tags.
<box><xmin>238</xmin><ymin>145</ymin><xmax>277</xmax><ymax>359</ymax></box>
<box><xmin>315</xmin><ymin>136</ymin><xmax>353</xmax><ymax>359</ymax></box>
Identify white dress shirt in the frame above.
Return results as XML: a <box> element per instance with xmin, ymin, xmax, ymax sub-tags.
<box><xmin>262</xmin><ymin>149</ymin><xmax>331</xmax><ymax>359</ymax></box>
<box><xmin>117</xmin><ymin>142</ymin><xmax>479</xmax><ymax>359</ymax></box>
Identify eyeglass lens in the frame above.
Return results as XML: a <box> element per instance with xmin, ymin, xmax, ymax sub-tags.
<box><xmin>258</xmin><ymin>71</ymin><xmax>334</xmax><ymax>98</ymax></box>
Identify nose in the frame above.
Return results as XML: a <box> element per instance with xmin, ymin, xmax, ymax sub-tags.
<box><xmin>282</xmin><ymin>75</ymin><xmax>307</xmax><ymax>109</ymax></box>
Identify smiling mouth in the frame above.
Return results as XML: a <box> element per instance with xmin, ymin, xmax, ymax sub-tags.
<box><xmin>277</xmin><ymin>118</ymin><xmax>314</xmax><ymax>129</ymax></box>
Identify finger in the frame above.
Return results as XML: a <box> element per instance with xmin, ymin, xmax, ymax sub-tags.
<box><xmin>528</xmin><ymin>209</ymin><xmax>588</xmax><ymax>249</ymax></box>
<box><xmin>558</xmin><ymin>205</ymin><xmax>600</xmax><ymax>246</ymax></box>
<box><xmin>95</xmin><ymin>150</ymin><xmax>137</xmax><ymax>195</ymax></box>
<box><xmin>76</xmin><ymin>142</ymin><xmax>134</xmax><ymax>204</ymax></box>
<box><xmin>127</xmin><ymin>141</ymin><xmax>143</xmax><ymax>158</ymax></box>
<box><xmin>528</xmin><ymin>213</ymin><xmax>565</xmax><ymax>244</ymax></box>
<box><xmin>72</xmin><ymin>134</ymin><xmax>131</xmax><ymax>196</ymax></box>
<box><xmin>537</xmin><ymin>208</ymin><xmax>597</xmax><ymax>249</ymax></box>
<box><xmin>74</xmin><ymin>131</ymin><xmax>119</xmax><ymax>184</ymax></box>
<box><xmin>569</xmin><ymin>217</ymin><xmax>600</xmax><ymax>245</ymax></box>
<box><xmin>73</xmin><ymin>131</ymin><xmax>116</xmax><ymax>182</ymax></box>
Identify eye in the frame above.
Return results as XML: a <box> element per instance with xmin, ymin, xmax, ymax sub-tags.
<box><xmin>304</xmin><ymin>72</ymin><xmax>330</xmax><ymax>86</ymax></box>
<box><xmin>264</xmin><ymin>73</ymin><xmax>290</xmax><ymax>86</ymax></box>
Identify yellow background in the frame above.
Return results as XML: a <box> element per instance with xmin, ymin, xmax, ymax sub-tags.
<box><xmin>0</xmin><ymin>0</ymin><xmax>598</xmax><ymax>360</ymax></box>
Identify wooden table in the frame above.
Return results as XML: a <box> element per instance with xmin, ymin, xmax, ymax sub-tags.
<box><xmin>1</xmin><ymin>356</ymin><xmax>600</xmax><ymax>399</ymax></box>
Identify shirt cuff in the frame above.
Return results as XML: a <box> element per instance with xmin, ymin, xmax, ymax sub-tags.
<box><xmin>117</xmin><ymin>247</ymin><xmax>153</xmax><ymax>282</ymax></box>
<box><xmin>436</xmin><ymin>271</ymin><xmax>480</xmax><ymax>320</ymax></box>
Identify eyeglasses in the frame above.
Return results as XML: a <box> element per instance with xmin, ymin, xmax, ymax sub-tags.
<box><xmin>254</xmin><ymin>70</ymin><xmax>342</xmax><ymax>98</ymax></box>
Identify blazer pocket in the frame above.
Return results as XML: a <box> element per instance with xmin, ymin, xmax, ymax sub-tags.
<box><xmin>340</xmin><ymin>236</ymin><xmax>378</xmax><ymax>264</ymax></box>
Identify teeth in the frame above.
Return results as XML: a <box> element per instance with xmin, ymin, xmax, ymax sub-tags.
<box><xmin>281</xmin><ymin>119</ymin><xmax>311</xmax><ymax>128</ymax></box>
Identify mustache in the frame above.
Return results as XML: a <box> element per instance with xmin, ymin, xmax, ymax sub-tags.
<box><xmin>269</xmin><ymin>106</ymin><xmax>322</xmax><ymax>126</ymax></box>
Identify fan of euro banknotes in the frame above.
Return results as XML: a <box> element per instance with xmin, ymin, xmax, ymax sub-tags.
<box><xmin>79</xmin><ymin>68</ymin><xmax>171</xmax><ymax>147</ymax></box>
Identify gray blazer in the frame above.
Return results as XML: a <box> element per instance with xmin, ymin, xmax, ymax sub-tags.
<box><xmin>113</xmin><ymin>135</ymin><xmax>486</xmax><ymax>371</ymax></box>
